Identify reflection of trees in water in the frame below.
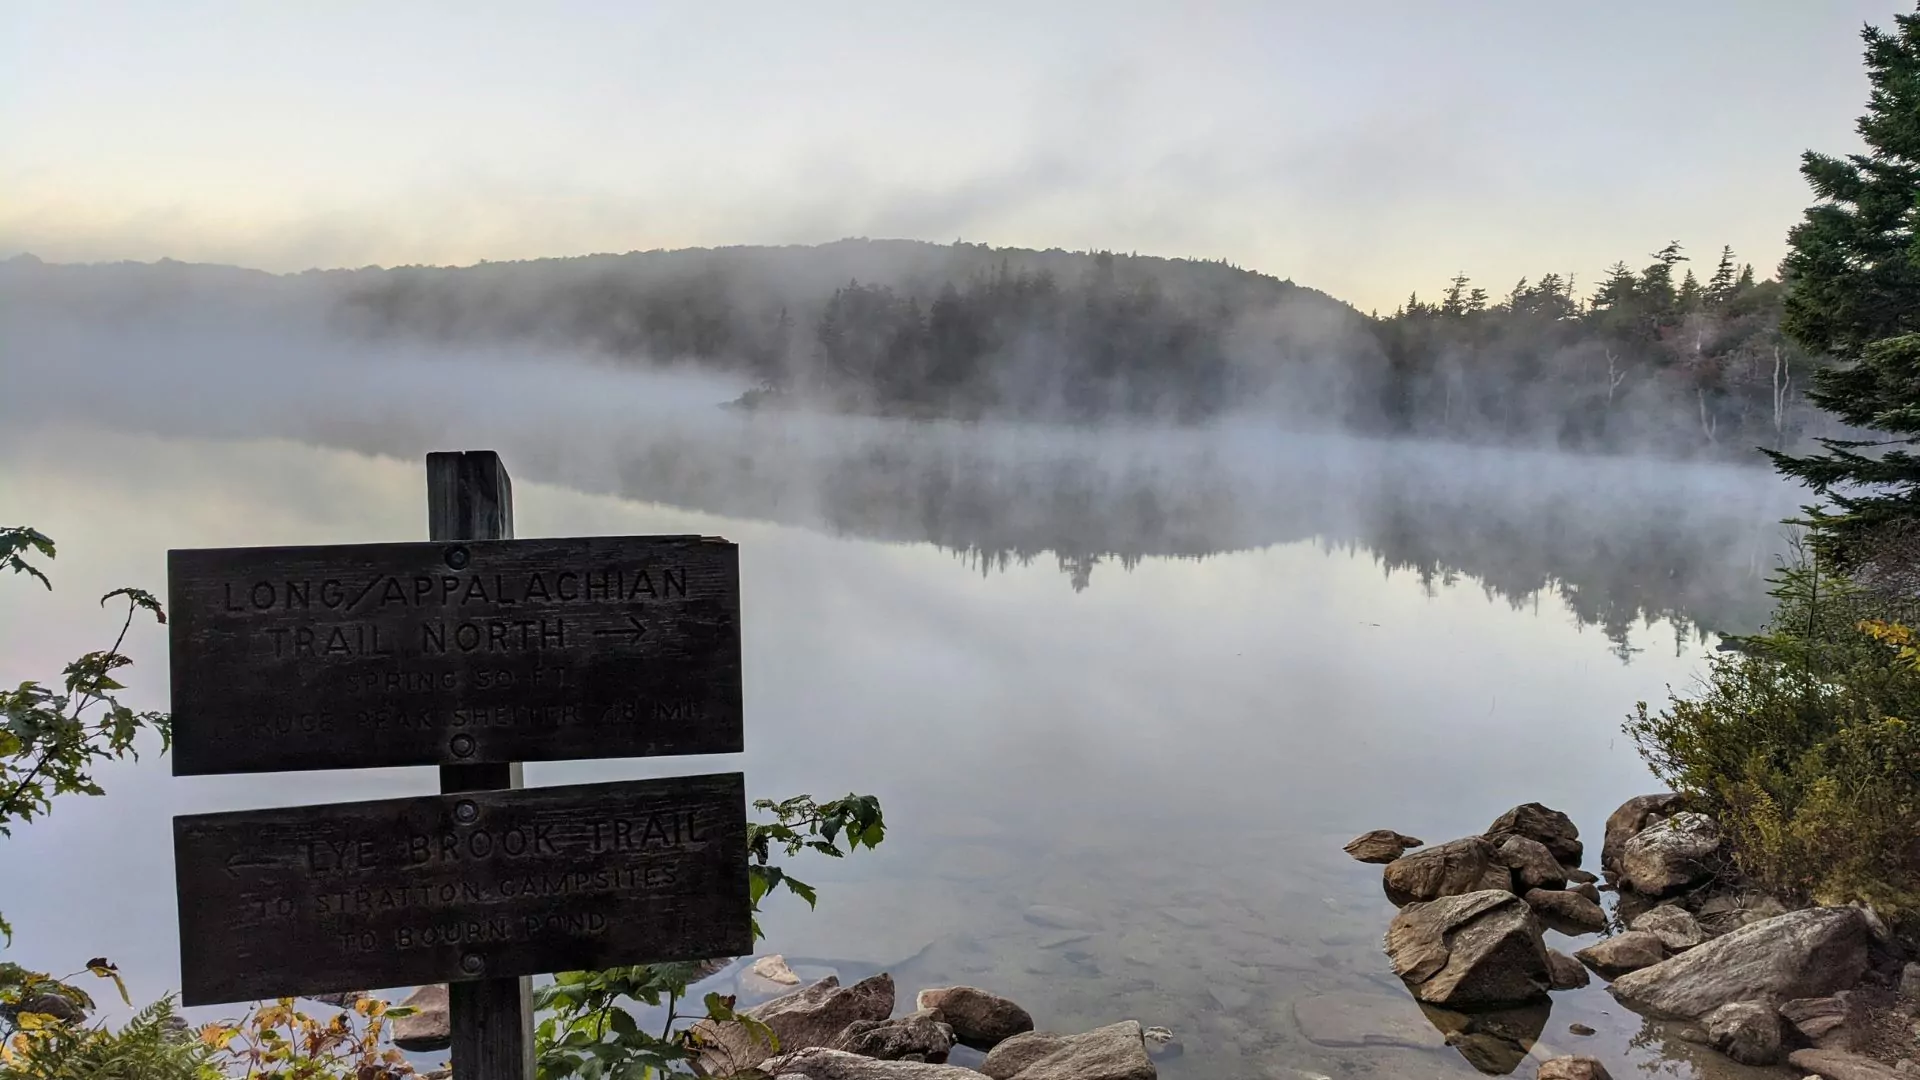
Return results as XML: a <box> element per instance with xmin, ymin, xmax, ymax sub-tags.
<box><xmin>741</xmin><ymin>429</ymin><xmax>1795</xmax><ymax>657</ymax></box>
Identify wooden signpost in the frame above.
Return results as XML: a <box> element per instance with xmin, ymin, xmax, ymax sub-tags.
<box><xmin>168</xmin><ymin>451</ymin><xmax>750</xmax><ymax>1080</ymax></box>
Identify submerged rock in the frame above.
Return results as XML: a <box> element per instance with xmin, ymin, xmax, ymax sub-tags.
<box><xmin>391</xmin><ymin>985</ymin><xmax>450</xmax><ymax>1052</ymax></box>
<box><xmin>1536</xmin><ymin>1056</ymin><xmax>1614</xmax><ymax>1080</ymax></box>
<box><xmin>1608</xmin><ymin>907</ymin><xmax>1877</xmax><ymax>1020</ymax></box>
<box><xmin>1602</xmin><ymin>792</ymin><xmax>1686</xmax><ymax>874</ymax></box>
<box><xmin>1419</xmin><ymin>999</ymin><xmax>1550</xmax><ymax>1074</ymax></box>
<box><xmin>1495</xmin><ymin>834</ymin><xmax>1570</xmax><ymax>892</ymax></box>
<box><xmin>1385</xmin><ymin>889</ymin><xmax>1551</xmax><ymax>1007</ymax></box>
<box><xmin>1344</xmin><ymin>829</ymin><xmax>1425</xmax><ymax>864</ymax></box>
<box><xmin>694</xmin><ymin>974</ymin><xmax>896</xmax><ymax>1075</ymax></box>
<box><xmin>1022</xmin><ymin>905</ymin><xmax>1100</xmax><ymax>931</ymax></box>
<box><xmin>1546</xmin><ymin>949</ymin><xmax>1591</xmax><ymax>990</ymax></box>
<box><xmin>979</xmin><ymin>1020</ymin><xmax>1154</xmax><ymax>1080</ymax></box>
<box><xmin>1487</xmin><ymin>802</ymin><xmax>1584</xmax><ymax>866</ymax></box>
<box><xmin>1788</xmin><ymin>1048</ymin><xmax>1906</xmax><ymax>1080</ymax></box>
<box><xmin>1525</xmin><ymin>889</ymin><xmax>1608</xmax><ymax>935</ymax></box>
<box><xmin>1629</xmin><ymin>906</ymin><xmax>1706</xmax><ymax>952</ymax></box>
<box><xmin>1574</xmin><ymin>932</ymin><xmax>1666</xmax><ymax>979</ymax></box>
<box><xmin>1703</xmin><ymin>1001</ymin><xmax>1782</xmax><ymax>1066</ymax></box>
<box><xmin>915</xmin><ymin>987</ymin><xmax>1033</xmax><ymax>1050</ymax></box>
<box><xmin>1618</xmin><ymin>813</ymin><xmax>1721</xmax><ymax>897</ymax></box>
<box><xmin>1291</xmin><ymin>991</ymin><xmax>1447</xmax><ymax>1050</ymax></box>
<box><xmin>1383</xmin><ymin>837</ymin><xmax>1513</xmax><ymax>906</ymax></box>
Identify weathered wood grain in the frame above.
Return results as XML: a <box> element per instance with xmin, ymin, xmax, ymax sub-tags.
<box><xmin>173</xmin><ymin>773</ymin><xmax>753</xmax><ymax>1006</ymax></box>
<box><xmin>166</xmin><ymin>533</ymin><xmax>743</xmax><ymax>775</ymax></box>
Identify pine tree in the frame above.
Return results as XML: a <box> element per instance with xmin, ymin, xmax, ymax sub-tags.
<box><xmin>1678</xmin><ymin>268</ymin><xmax>1704</xmax><ymax>312</ymax></box>
<box><xmin>1441</xmin><ymin>273</ymin><xmax>1470</xmax><ymax>316</ymax></box>
<box><xmin>1708</xmin><ymin>245</ymin><xmax>1738</xmax><ymax>304</ymax></box>
<box><xmin>1766</xmin><ymin>6</ymin><xmax>1920</xmax><ymax>563</ymax></box>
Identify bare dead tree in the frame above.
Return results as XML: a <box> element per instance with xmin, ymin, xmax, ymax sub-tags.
<box><xmin>1697</xmin><ymin>386</ymin><xmax>1719</xmax><ymax>445</ymax></box>
<box><xmin>1604</xmin><ymin>348</ymin><xmax>1626</xmax><ymax>407</ymax></box>
<box><xmin>1772</xmin><ymin>345</ymin><xmax>1792</xmax><ymax>448</ymax></box>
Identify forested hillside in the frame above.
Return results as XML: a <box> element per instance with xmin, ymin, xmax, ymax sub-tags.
<box><xmin>5</xmin><ymin>237</ymin><xmax>1832</xmax><ymax>455</ymax></box>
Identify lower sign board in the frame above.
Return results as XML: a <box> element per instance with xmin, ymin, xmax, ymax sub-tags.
<box><xmin>166</xmin><ymin>534</ymin><xmax>742</xmax><ymax>775</ymax></box>
<box><xmin>173</xmin><ymin>773</ymin><xmax>752</xmax><ymax>1005</ymax></box>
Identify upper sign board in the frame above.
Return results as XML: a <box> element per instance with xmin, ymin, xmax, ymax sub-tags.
<box><xmin>168</xmin><ymin>535</ymin><xmax>742</xmax><ymax>775</ymax></box>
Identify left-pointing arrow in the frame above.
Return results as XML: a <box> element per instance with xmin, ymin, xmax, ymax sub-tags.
<box><xmin>224</xmin><ymin>853</ymin><xmax>275</xmax><ymax>878</ymax></box>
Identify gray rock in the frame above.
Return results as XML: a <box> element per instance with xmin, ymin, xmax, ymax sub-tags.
<box><xmin>1496</xmin><ymin>835</ymin><xmax>1570</xmax><ymax>891</ymax></box>
<box><xmin>1704</xmin><ymin>1001</ymin><xmax>1782</xmax><ymax>1066</ymax></box>
<box><xmin>1574</xmin><ymin>931</ymin><xmax>1667</xmax><ymax>979</ymax></box>
<box><xmin>1570</xmin><ymin>882</ymin><xmax>1603</xmax><ymax>904</ymax></box>
<box><xmin>832</xmin><ymin>1010</ymin><xmax>956</xmax><ymax>1063</ymax></box>
<box><xmin>1609</xmin><ymin>907</ymin><xmax>1877</xmax><ymax>1020</ymax></box>
<box><xmin>1383</xmin><ymin>837</ymin><xmax>1513</xmax><ymax>906</ymax></box>
<box><xmin>979</xmin><ymin>1020</ymin><xmax>1154</xmax><ymax>1080</ymax></box>
<box><xmin>694</xmin><ymin>974</ymin><xmax>896</xmax><ymax>1075</ymax></box>
<box><xmin>1546</xmin><ymin>949</ymin><xmax>1591</xmax><ymax>990</ymax></box>
<box><xmin>1022</xmin><ymin>905</ymin><xmax>1099</xmax><ymax>931</ymax></box>
<box><xmin>1525</xmin><ymin>889</ymin><xmax>1608</xmax><ymax>934</ymax></box>
<box><xmin>1781</xmin><ymin>993</ymin><xmax>1863</xmax><ymax>1051</ymax></box>
<box><xmin>1602</xmin><ymin>792</ymin><xmax>1686</xmax><ymax>874</ymax></box>
<box><xmin>301</xmin><ymin>991</ymin><xmax>366</xmax><ymax>1010</ymax></box>
<box><xmin>1788</xmin><ymin>1048</ymin><xmax>1906</xmax><ymax>1080</ymax></box>
<box><xmin>1630</xmin><ymin>905</ymin><xmax>1707</xmax><ymax>952</ymax></box>
<box><xmin>1536</xmin><ymin>1056</ymin><xmax>1614</xmax><ymax>1080</ymax></box>
<box><xmin>1345</xmin><ymin>829</ymin><xmax>1424</xmax><ymax>863</ymax></box>
<box><xmin>914</xmin><ymin>987</ymin><xmax>1033</xmax><ymax>1050</ymax></box>
<box><xmin>1619</xmin><ymin>812</ymin><xmax>1722</xmax><ymax>897</ymax></box>
<box><xmin>1385</xmin><ymin>889</ymin><xmax>1551</xmax><ymax>1008</ymax></box>
<box><xmin>391</xmin><ymin>985</ymin><xmax>450</xmax><ymax>1053</ymax></box>
<box><xmin>761</xmin><ymin>1047</ymin><xmax>988</xmax><ymax>1080</ymax></box>
<box><xmin>1569</xmin><ymin>1023</ymin><xmax>1596</xmax><ymax>1036</ymax></box>
<box><xmin>1487</xmin><ymin>802</ymin><xmax>1584</xmax><ymax>866</ymax></box>
<box><xmin>1695</xmin><ymin>890</ymin><xmax>1791</xmax><ymax>937</ymax></box>
<box><xmin>1565</xmin><ymin>868</ymin><xmax>1600</xmax><ymax>885</ymax></box>
<box><xmin>1903</xmin><ymin>962</ymin><xmax>1920</xmax><ymax>1003</ymax></box>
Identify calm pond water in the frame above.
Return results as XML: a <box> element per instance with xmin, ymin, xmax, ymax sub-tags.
<box><xmin>0</xmin><ymin>333</ymin><xmax>1807</xmax><ymax>1079</ymax></box>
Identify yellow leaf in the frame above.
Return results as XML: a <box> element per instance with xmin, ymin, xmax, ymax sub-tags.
<box><xmin>15</xmin><ymin>1011</ymin><xmax>62</xmax><ymax>1031</ymax></box>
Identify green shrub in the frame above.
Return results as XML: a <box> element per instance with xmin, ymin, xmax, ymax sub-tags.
<box><xmin>1626</xmin><ymin>550</ymin><xmax>1920</xmax><ymax>925</ymax></box>
<box><xmin>1</xmin><ymin>997</ymin><xmax>216</xmax><ymax>1080</ymax></box>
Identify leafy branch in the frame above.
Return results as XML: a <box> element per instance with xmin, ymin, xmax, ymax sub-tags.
<box><xmin>533</xmin><ymin>793</ymin><xmax>885</xmax><ymax>1080</ymax></box>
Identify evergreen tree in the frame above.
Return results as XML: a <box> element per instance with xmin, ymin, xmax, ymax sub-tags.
<box><xmin>1708</xmin><ymin>245</ymin><xmax>1738</xmax><ymax>304</ymax></box>
<box><xmin>1767</xmin><ymin>6</ymin><xmax>1920</xmax><ymax>563</ymax></box>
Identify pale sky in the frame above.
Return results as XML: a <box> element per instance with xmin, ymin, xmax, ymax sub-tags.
<box><xmin>0</xmin><ymin>1</ymin><xmax>1904</xmax><ymax>311</ymax></box>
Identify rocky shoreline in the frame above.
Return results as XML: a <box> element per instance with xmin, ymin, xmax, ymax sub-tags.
<box><xmin>1349</xmin><ymin>796</ymin><xmax>1920</xmax><ymax>1079</ymax></box>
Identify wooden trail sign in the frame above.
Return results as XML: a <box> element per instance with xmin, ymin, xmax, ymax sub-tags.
<box><xmin>169</xmin><ymin>451</ymin><xmax>755</xmax><ymax>1080</ymax></box>
<box><xmin>173</xmin><ymin>772</ymin><xmax>752</xmax><ymax>1006</ymax></box>
<box><xmin>166</xmin><ymin>534</ymin><xmax>743</xmax><ymax>775</ymax></box>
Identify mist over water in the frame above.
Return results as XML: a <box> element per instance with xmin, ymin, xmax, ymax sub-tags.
<box><xmin>1</xmin><ymin>285</ymin><xmax>1805</xmax><ymax>1079</ymax></box>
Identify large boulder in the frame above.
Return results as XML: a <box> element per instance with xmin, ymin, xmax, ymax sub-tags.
<box><xmin>1345</xmin><ymin>829</ymin><xmax>1424</xmax><ymax>863</ymax></box>
<box><xmin>1703</xmin><ymin>1001</ymin><xmax>1782</xmax><ymax>1066</ymax></box>
<box><xmin>1608</xmin><ymin>907</ymin><xmax>1878</xmax><ymax>1020</ymax></box>
<box><xmin>1536</xmin><ymin>1057</ymin><xmax>1614</xmax><ymax>1080</ymax></box>
<box><xmin>1495</xmin><ymin>835</ymin><xmax>1569</xmax><ymax>892</ymax></box>
<box><xmin>1618</xmin><ymin>812</ymin><xmax>1721</xmax><ymax>897</ymax></box>
<box><xmin>762</xmin><ymin>1047</ymin><xmax>988</xmax><ymax>1080</ymax></box>
<box><xmin>693</xmin><ymin>974</ymin><xmax>895</xmax><ymax>1076</ymax></box>
<box><xmin>1385</xmin><ymin>889</ymin><xmax>1551</xmax><ymax>1008</ymax></box>
<box><xmin>391</xmin><ymin>985</ymin><xmax>450</xmax><ymax>1052</ymax></box>
<box><xmin>1786</xmin><ymin>1048</ymin><xmax>1905</xmax><ymax>1080</ymax></box>
<box><xmin>1629</xmin><ymin>906</ymin><xmax>1706</xmax><ymax>952</ymax></box>
<box><xmin>1383</xmin><ymin>837</ymin><xmax>1513</xmax><ymax>906</ymax></box>
<box><xmin>1574</xmin><ymin>932</ymin><xmax>1666</xmax><ymax>979</ymax></box>
<box><xmin>1487</xmin><ymin>803</ymin><xmax>1584</xmax><ymax>866</ymax></box>
<box><xmin>914</xmin><ymin>987</ymin><xmax>1033</xmax><ymax>1050</ymax></box>
<box><xmin>1524</xmin><ymin>889</ymin><xmax>1608</xmax><ymax>935</ymax></box>
<box><xmin>978</xmin><ymin>1020</ymin><xmax>1155</xmax><ymax>1080</ymax></box>
<box><xmin>1602</xmin><ymin>792</ymin><xmax>1686</xmax><ymax>874</ymax></box>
